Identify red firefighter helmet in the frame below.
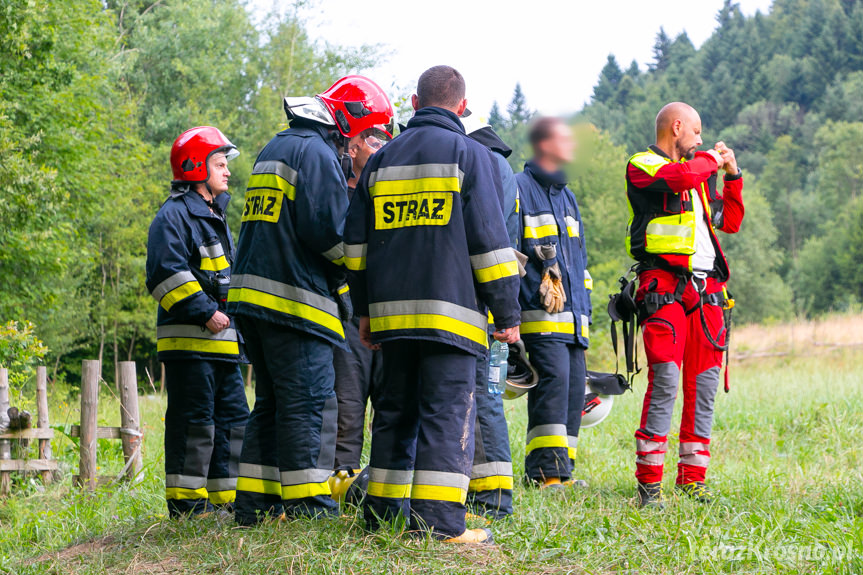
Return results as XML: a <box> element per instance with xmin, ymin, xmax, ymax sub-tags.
<box><xmin>170</xmin><ymin>126</ymin><xmax>239</xmax><ymax>184</ymax></box>
<box><xmin>285</xmin><ymin>76</ymin><xmax>395</xmax><ymax>139</ymax></box>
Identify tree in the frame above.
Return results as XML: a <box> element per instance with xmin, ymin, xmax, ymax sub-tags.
<box><xmin>507</xmin><ymin>83</ymin><xmax>532</xmax><ymax>125</ymax></box>
<box><xmin>488</xmin><ymin>101</ymin><xmax>506</xmax><ymax>131</ymax></box>
<box><xmin>593</xmin><ymin>55</ymin><xmax>623</xmax><ymax>103</ymax></box>
<box><xmin>650</xmin><ymin>28</ymin><xmax>672</xmax><ymax>72</ymax></box>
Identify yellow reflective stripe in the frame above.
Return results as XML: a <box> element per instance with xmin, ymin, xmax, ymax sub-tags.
<box><xmin>370</xmin><ymin>177</ymin><xmax>461</xmax><ymax>198</ymax></box>
<box><xmin>371</xmin><ymin>314</ymin><xmax>488</xmax><ymax>348</ymax></box>
<box><xmin>521</xmin><ymin>321</ymin><xmax>575</xmax><ymax>335</ymax></box>
<box><xmin>199</xmin><ymin>255</ymin><xmax>230</xmax><ymax>272</ymax></box>
<box><xmin>161</xmin><ymin>281</ymin><xmax>203</xmax><ymax>311</ymax></box>
<box><xmin>411</xmin><ymin>484</ymin><xmax>467</xmax><ymax>504</ymax></box>
<box><xmin>644</xmin><ymin>211</ymin><xmax>697</xmax><ymax>255</ymax></box>
<box><xmin>157</xmin><ymin>338</ymin><xmax>239</xmax><ymax>355</ymax></box>
<box><xmin>337</xmin><ymin>284</ymin><xmax>350</xmax><ymax>296</ymax></box>
<box><xmin>565</xmin><ymin>216</ymin><xmax>580</xmax><ymax>238</ymax></box>
<box><xmin>227</xmin><ymin>288</ymin><xmax>345</xmax><ymax>339</ymax></box>
<box><xmin>581</xmin><ymin>321</ymin><xmax>589</xmax><ymax>339</ymax></box>
<box><xmin>247</xmin><ymin>172</ymin><xmax>296</xmax><ymax>201</ymax></box>
<box><xmin>629</xmin><ymin>151</ymin><xmax>671</xmax><ymax>177</ymax></box>
<box><xmin>525</xmin><ymin>435</ymin><xmax>569</xmax><ymax>455</ymax></box>
<box><xmin>523</xmin><ymin>224</ymin><xmax>559</xmax><ymax>240</ymax></box>
<box><xmin>367</xmin><ymin>481</ymin><xmax>412</xmax><ymax>499</ymax></box>
<box><xmin>468</xmin><ymin>476</ymin><xmax>514</xmax><ymax>492</ymax></box>
<box><xmin>344</xmin><ymin>243</ymin><xmax>367</xmax><ymax>271</ymax></box>
<box><xmin>237</xmin><ymin>477</ymin><xmax>282</xmax><ymax>496</ymax></box>
<box><xmin>568</xmin><ymin>447</ymin><xmax>577</xmax><ymax>460</ymax></box>
<box><xmin>584</xmin><ymin>270</ymin><xmax>593</xmax><ymax>291</ymax></box>
<box><xmin>473</xmin><ymin>260</ymin><xmax>519</xmax><ymax>284</ymax></box>
<box><xmin>345</xmin><ymin>256</ymin><xmax>366</xmax><ymax>271</ymax></box>
<box><xmin>208</xmin><ymin>490</ymin><xmax>236</xmax><ymax>505</ymax></box>
<box><xmin>281</xmin><ymin>482</ymin><xmax>330</xmax><ymax>500</ymax></box>
<box><xmin>165</xmin><ymin>487</ymin><xmax>208</xmax><ymax>500</ymax></box>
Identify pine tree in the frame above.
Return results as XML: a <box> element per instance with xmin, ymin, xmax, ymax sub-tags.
<box><xmin>488</xmin><ymin>101</ymin><xmax>506</xmax><ymax>131</ymax></box>
<box><xmin>650</xmin><ymin>27</ymin><xmax>672</xmax><ymax>72</ymax></box>
<box><xmin>593</xmin><ymin>55</ymin><xmax>623</xmax><ymax>103</ymax></box>
<box><xmin>507</xmin><ymin>83</ymin><xmax>532</xmax><ymax>125</ymax></box>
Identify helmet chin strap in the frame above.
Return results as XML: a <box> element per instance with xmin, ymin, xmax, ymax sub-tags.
<box><xmin>334</xmin><ymin>132</ymin><xmax>353</xmax><ymax>180</ymax></box>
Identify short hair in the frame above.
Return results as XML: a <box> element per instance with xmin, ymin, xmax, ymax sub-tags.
<box><xmin>528</xmin><ymin>116</ymin><xmax>564</xmax><ymax>150</ymax></box>
<box><xmin>417</xmin><ymin>66</ymin><xmax>466</xmax><ymax>109</ymax></box>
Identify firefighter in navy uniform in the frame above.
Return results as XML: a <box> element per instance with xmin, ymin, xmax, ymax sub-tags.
<box><xmin>345</xmin><ymin>66</ymin><xmax>521</xmax><ymax>544</ymax></box>
<box><xmin>626</xmin><ymin>102</ymin><xmax>744</xmax><ymax>507</ymax></box>
<box><xmin>146</xmin><ymin>127</ymin><xmax>250</xmax><ymax>517</ymax></box>
<box><xmin>516</xmin><ymin>117</ymin><xmax>592</xmax><ymax>489</ymax></box>
<box><xmin>461</xmin><ymin>110</ymin><xmax>518</xmax><ymax>519</ymax></box>
<box><xmin>227</xmin><ymin>76</ymin><xmax>394</xmax><ymax>525</ymax></box>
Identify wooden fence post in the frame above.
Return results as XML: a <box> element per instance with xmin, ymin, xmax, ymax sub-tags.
<box><xmin>118</xmin><ymin>362</ymin><xmax>143</xmax><ymax>483</ymax></box>
<box><xmin>0</xmin><ymin>368</ymin><xmax>10</xmax><ymax>495</ymax></box>
<box><xmin>35</xmin><ymin>366</ymin><xmax>53</xmax><ymax>485</ymax></box>
<box><xmin>79</xmin><ymin>360</ymin><xmax>100</xmax><ymax>491</ymax></box>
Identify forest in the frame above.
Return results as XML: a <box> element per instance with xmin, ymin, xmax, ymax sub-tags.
<box><xmin>2</xmin><ymin>0</ymin><xmax>863</xmax><ymax>390</ymax></box>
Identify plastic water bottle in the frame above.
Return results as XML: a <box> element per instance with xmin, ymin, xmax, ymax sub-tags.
<box><xmin>487</xmin><ymin>340</ymin><xmax>509</xmax><ymax>395</ymax></box>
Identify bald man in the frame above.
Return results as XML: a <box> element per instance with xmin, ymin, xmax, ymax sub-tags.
<box><xmin>625</xmin><ymin>102</ymin><xmax>744</xmax><ymax>507</ymax></box>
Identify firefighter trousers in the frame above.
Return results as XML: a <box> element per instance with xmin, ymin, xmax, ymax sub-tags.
<box><xmin>364</xmin><ymin>339</ymin><xmax>476</xmax><ymax>539</ymax></box>
<box><xmin>164</xmin><ymin>359</ymin><xmax>248</xmax><ymax>517</ymax></box>
<box><xmin>635</xmin><ymin>269</ymin><xmax>726</xmax><ymax>485</ymax></box>
<box><xmin>467</xmin><ymin>350</ymin><xmax>513</xmax><ymax>519</ymax></box>
<box><xmin>522</xmin><ymin>340</ymin><xmax>586</xmax><ymax>482</ymax></box>
<box><xmin>234</xmin><ymin>318</ymin><xmax>339</xmax><ymax>524</ymax></box>
<box><xmin>333</xmin><ymin>318</ymin><xmax>382</xmax><ymax>470</ymax></box>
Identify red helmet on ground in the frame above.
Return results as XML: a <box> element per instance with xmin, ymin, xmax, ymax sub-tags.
<box><xmin>170</xmin><ymin>126</ymin><xmax>239</xmax><ymax>184</ymax></box>
<box><xmin>314</xmin><ymin>76</ymin><xmax>395</xmax><ymax>139</ymax></box>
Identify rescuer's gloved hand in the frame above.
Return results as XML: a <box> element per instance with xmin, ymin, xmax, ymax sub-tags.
<box><xmin>333</xmin><ymin>284</ymin><xmax>353</xmax><ymax>322</ymax></box>
<box><xmin>514</xmin><ymin>249</ymin><xmax>529</xmax><ymax>278</ymax></box>
<box><xmin>535</xmin><ymin>244</ymin><xmax>566</xmax><ymax>314</ymax></box>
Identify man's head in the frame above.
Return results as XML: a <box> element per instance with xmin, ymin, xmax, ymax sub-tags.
<box><xmin>529</xmin><ymin>117</ymin><xmax>575</xmax><ymax>169</ymax></box>
<box><xmin>201</xmin><ymin>151</ymin><xmax>231</xmax><ymax>196</ymax></box>
<box><xmin>411</xmin><ymin>65</ymin><xmax>467</xmax><ymax>115</ymax></box>
<box><xmin>348</xmin><ymin>128</ymin><xmax>388</xmax><ymax>177</ymax></box>
<box><xmin>655</xmin><ymin>102</ymin><xmax>703</xmax><ymax>161</ymax></box>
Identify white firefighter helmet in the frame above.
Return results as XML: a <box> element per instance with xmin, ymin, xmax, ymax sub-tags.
<box><xmin>580</xmin><ymin>371</ymin><xmax>630</xmax><ymax>428</ymax></box>
<box><xmin>503</xmin><ymin>340</ymin><xmax>539</xmax><ymax>400</ymax></box>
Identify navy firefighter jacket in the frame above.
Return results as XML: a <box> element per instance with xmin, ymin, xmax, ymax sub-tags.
<box><xmin>344</xmin><ymin>106</ymin><xmax>522</xmax><ymax>357</ymax></box>
<box><xmin>227</xmin><ymin>121</ymin><xmax>349</xmax><ymax>346</ymax></box>
<box><xmin>516</xmin><ymin>161</ymin><xmax>592</xmax><ymax>348</ymax></box>
<box><xmin>146</xmin><ymin>189</ymin><xmax>241</xmax><ymax>362</ymax></box>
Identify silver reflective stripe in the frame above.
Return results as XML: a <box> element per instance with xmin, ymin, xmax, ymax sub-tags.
<box><xmin>344</xmin><ymin>243</ymin><xmax>367</xmax><ymax>259</ymax></box>
<box><xmin>151</xmin><ymin>270</ymin><xmax>197</xmax><ymax>302</ymax></box>
<box><xmin>470</xmin><ymin>248</ymin><xmax>517</xmax><ymax>270</ymax></box>
<box><xmin>156</xmin><ymin>325</ymin><xmax>238</xmax><ymax>342</ymax></box>
<box><xmin>368</xmin><ymin>163</ymin><xmax>464</xmax><ymax>187</ymax></box>
<box><xmin>679</xmin><ymin>442</ymin><xmax>708</xmax><ymax>456</ymax></box>
<box><xmin>526</xmin><ymin>423</ymin><xmax>568</xmax><ymax>443</ymax></box>
<box><xmin>568</xmin><ymin>435</ymin><xmax>579</xmax><ymax>449</ymax></box>
<box><xmin>238</xmin><ymin>463</ymin><xmax>280</xmax><ymax>482</ymax></box>
<box><xmin>470</xmin><ymin>461</ymin><xmax>513</xmax><ymax>480</ymax></box>
<box><xmin>369</xmin><ymin>467</ymin><xmax>413</xmax><ymax>485</ymax></box>
<box><xmin>521</xmin><ymin>310</ymin><xmax>574</xmax><ymax>324</ymax></box>
<box><xmin>564</xmin><ymin>216</ymin><xmax>580</xmax><ymax>237</ymax></box>
<box><xmin>199</xmin><ymin>243</ymin><xmax>225</xmax><ymax>259</ymax></box>
<box><xmin>280</xmin><ymin>468</ymin><xmax>332</xmax><ymax>486</ymax></box>
<box><xmin>636</xmin><ymin>453</ymin><xmax>666</xmax><ymax>466</ymax></box>
<box><xmin>636</xmin><ymin>438</ymin><xmax>667</xmax><ymax>454</ymax></box>
<box><xmin>581</xmin><ymin>315</ymin><xmax>589</xmax><ymax>329</ymax></box>
<box><xmin>646</xmin><ymin>222</ymin><xmax>694</xmax><ymax>238</ymax></box>
<box><xmin>585</xmin><ymin>270</ymin><xmax>592</xmax><ymax>280</ymax></box>
<box><xmin>322</xmin><ymin>242</ymin><xmax>344</xmax><ymax>262</ymax></box>
<box><xmin>230</xmin><ymin>274</ymin><xmax>339</xmax><ymax>316</ymax></box>
<box><xmin>413</xmin><ymin>470</ymin><xmax>470</xmax><ymax>491</ymax></box>
<box><xmin>522</xmin><ymin>213</ymin><xmax>557</xmax><ymax>229</ymax></box>
<box><xmin>165</xmin><ymin>474</ymin><xmax>207</xmax><ymax>489</ymax></box>
<box><xmin>207</xmin><ymin>477</ymin><xmax>237</xmax><ymax>492</ymax></box>
<box><xmin>252</xmin><ymin>159</ymin><xmax>298</xmax><ymax>185</ymax></box>
<box><xmin>679</xmin><ymin>444</ymin><xmax>710</xmax><ymax>468</ymax></box>
<box><xmin>369</xmin><ymin>299</ymin><xmax>487</xmax><ymax>331</ymax></box>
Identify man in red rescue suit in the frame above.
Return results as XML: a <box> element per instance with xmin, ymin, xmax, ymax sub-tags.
<box><xmin>626</xmin><ymin>102</ymin><xmax>744</xmax><ymax>507</ymax></box>
<box><xmin>146</xmin><ymin>127</ymin><xmax>250</xmax><ymax>517</ymax></box>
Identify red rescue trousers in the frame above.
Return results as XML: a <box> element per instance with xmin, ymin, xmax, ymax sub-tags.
<box><xmin>635</xmin><ymin>268</ymin><xmax>726</xmax><ymax>485</ymax></box>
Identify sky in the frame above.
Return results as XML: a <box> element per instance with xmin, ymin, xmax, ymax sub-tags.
<box><xmin>257</xmin><ymin>0</ymin><xmax>775</xmax><ymax>118</ymax></box>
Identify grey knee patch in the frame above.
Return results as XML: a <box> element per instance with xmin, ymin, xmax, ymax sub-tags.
<box><xmin>316</xmin><ymin>395</ymin><xmax>338</xmax><ymax>470</ymax></box>
<box><xmin>228</xmin><ymin>426</ymin><xmax>245</xmax><ymax>476</ymax></box>
<box><xmin>183</xmin><ymin>425</ymin><xmax>215</xmax><ymax>478</ymax></box>
<box><xmin>693</xmin><ymin>366</ymin><xmax>720</xmax><ymax>438</ymax></box>
<box><xmin>644</xmin><ymin>362</ymin><xmax>679</xmax><ymax>437</ymax></box>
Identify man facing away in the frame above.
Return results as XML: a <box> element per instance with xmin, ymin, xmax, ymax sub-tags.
<box><xmin>227</xmin><ymin>76</ymin><xmax>394</xmax><ymax>525</ymax></box>
<box><xmin>626</xmin><ymin>102</ymin><xmax>744</xmax><ymax>507</ymax></box>
<box><xmin>515</xmin><ymin>117</ymin><xmax>592</xmax><ymax>490</ymax></box>
<box><xmin>344</xmin><ymin>65</ymin><xmax>521</xmax><ymax>543</ymax></box>
<box><xmin>146</xmin><ymin>127</ymin><xmax>250</xmax><ymax>517</ymax></box>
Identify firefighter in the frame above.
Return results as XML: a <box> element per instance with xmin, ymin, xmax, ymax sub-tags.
<box><xmin>146</xmin><ymin>127</ymin><xmax>250</xmax><ymax>517</ymax></box>
<box><xmin>329</xmin><ymin>127</ymin><xmax>390</xmax><ymax>490</ymax></box>
<box><xmin>227</xmin><ymin>76</ymin><xmax>395</xmax><ymax>525</ymax></box>
<box><xmin>626</xmin><ymin>102</ymin><xmax>744</xmax><ymax>507</ymax></box>
<box><xmin>345</xmin><ymin>65</ymin><xmax>521</xmax><ymax>543</ymax></box>
<box><xmin>461</xmin><ymin>110</ymin><xmax>518</xmax><ymax>519</ymax></box>
<box><xmin>515</xmin><ymin>117</ymin><xmax>592</xmax><ymax>489</ymax></box>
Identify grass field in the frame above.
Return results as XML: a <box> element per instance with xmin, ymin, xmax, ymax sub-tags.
<box><xmin>1</xmin><ymin>318</ymin><xmax>862</xmax><ymax>574</ymax></box>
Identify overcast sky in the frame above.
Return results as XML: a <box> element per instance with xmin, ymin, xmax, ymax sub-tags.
<box><xmin>259</xmin><ymin>0</ymin><xmax>775</xmax><ymax>119</ymax></box>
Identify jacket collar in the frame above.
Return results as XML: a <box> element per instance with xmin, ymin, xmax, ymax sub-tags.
<box><xmin>649</xmin><ymin>144</ymin><xmax>673</xmax><ymax>160</ymax></box>
<box><xmin>170</xmin><ymin>186</ymin><xmax>231</xmax><ymax>218</ymax></box>
<box><xmin>524</xmin><ymin>160</ymin><xmax>568</xmax><ymax>191</ymax></box>
<box><xmin>285</xmin><ymin>120</ymin><xmax>340</xmax><ymax>155</ymax></box>
<box><xmin>406</xmin><ymin>107</ymin><xmax>465</xmax><ymax>134</ymax></box>
<box><xmin>468</xmin><ymin>126</ymin><xmax>512</xmax><ymax>158</ymax></box>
